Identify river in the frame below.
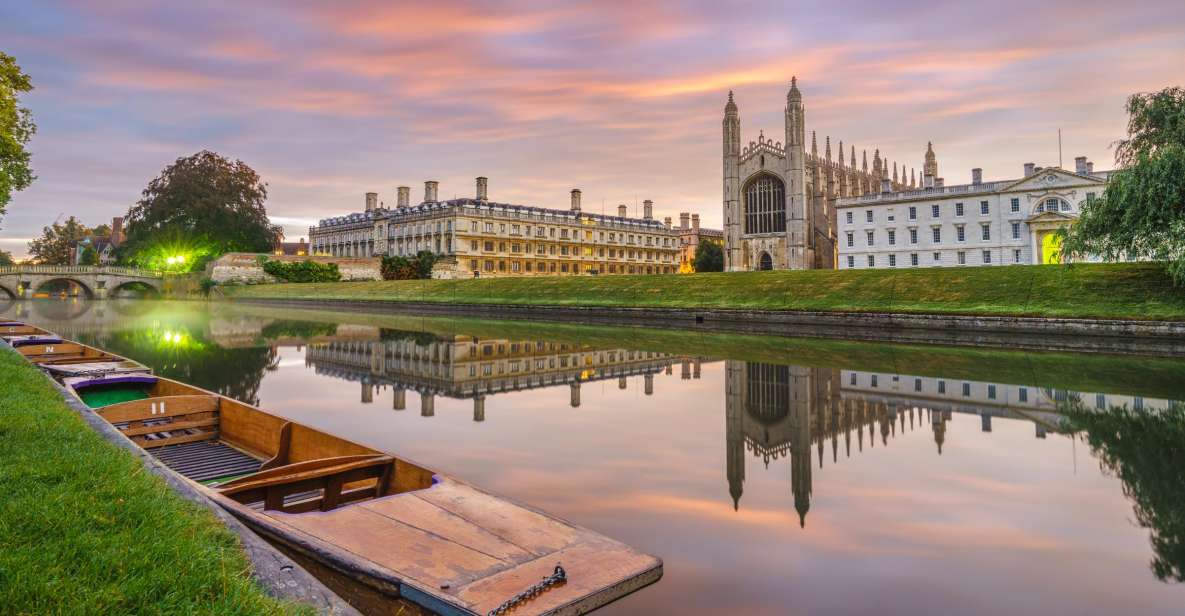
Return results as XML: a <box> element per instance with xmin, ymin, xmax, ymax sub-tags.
<box><xmin>5</xmin><ymin>298</ymin><xmax>1184</xmax><ymax>615</ymax></box>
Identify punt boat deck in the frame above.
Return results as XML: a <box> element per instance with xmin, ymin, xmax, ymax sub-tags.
<box><xmin>7</xmin><ymin>322</ymin><xmax>662</xmax><ymax>615</ymax></box>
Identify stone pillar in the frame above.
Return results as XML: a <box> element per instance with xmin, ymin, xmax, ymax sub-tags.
<box><xmin>392</xmin><ymin>388</ymin><xmax>406</xmax><ymax>410</ymax></box>
<box><xmin>681</xmin><ymin>360</ymin><xmax>691</xmax><ymax>380</ymax></box>
<box><xmin>361</xmin><ymin>382</ymin><xmax>373</xmax><ymax>404</ymax></box>
<box><xmin>618</xmin><ymin>376</ymin><xmax>627</xmax><ymax>390</ymax></box>
<box><xmin>473</xmin><ymin>396</ymin><xmax>486</xmax><ymax>422</ymax></box>
<box><xmin>421</xmin><ymin>393</ymin><xmax>435</xmax><ymax>417</ymax></box>
<box><xmin>570</xmin><ymin>382</ymin><xmax>581</xmax><ymax>408</ymax></box>
<box><xmin>644</xmin><ymin>374</ymin><xmax>654</xmax><ymax>396</ymax></box>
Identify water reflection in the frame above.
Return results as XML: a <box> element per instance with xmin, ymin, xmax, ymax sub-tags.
<box><xmin>6</xmin><ymin>300</ymin><xmax>1185</xmax><ymax>613</ymax></box>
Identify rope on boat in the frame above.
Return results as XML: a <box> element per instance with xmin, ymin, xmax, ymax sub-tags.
<box><xmin>486</xmin><ymin>564</ymin><xmax>567</xmax><ymax>616</ymax></box>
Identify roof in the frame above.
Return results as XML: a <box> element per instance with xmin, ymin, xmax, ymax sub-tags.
<box><xmin>318</xmin><ymin>198</ymin><xmax>672</xmax><ymax>232</ymax></box>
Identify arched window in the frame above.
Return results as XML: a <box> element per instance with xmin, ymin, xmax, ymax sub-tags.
<box><xmin>1036</xmin><ymin>197</ymin><xmax>1072</xmax><ymax>214</ymax></box>
<box><xmin>744</xmin><ymin>174</ymin><xmax>786</xmax><ymax>234</ymax></box>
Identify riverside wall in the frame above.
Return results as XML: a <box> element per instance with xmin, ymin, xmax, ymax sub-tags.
<box><xmin>232</xmin><ymin>297</ymin><xmax>1185</xmax><ymax>358</ymax></box>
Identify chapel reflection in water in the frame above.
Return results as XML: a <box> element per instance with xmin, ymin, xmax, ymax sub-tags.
<box><xmin>299</xmin><ymin>328</ymin><xmax>1181</xmax><ymax>533</ymax></box>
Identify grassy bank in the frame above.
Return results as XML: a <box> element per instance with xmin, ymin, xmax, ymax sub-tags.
<box><xmin>223</xmin><ymin>262</ymin><xmax>1185</xmax><ymax>320</ymax></box>
<box><xmin>0</xmin><ymin>349</ymin><xmax>305</xmax><ymax>614</ymax></box>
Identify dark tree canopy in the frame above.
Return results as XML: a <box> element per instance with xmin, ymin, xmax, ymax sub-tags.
<box><xmin>693</xmin><ymin>240</ymin><xmax>724</xmax><ymax>272</ymax></box>
<box><xmin>0</xmin><ymin>52</ymin><xmax>37</xmax><ymax>225</ymax></box>
<box><xmin>122</xmin><ymin>150</ymin><xmax>279</xmax><ymax>268</ymax></box>
<box><xmin>27</xmin><ymin>216</ymin><xmax>91</xmax><ymax>265</ymax></box>
<box><xmin>78</xmin><ymin>244</ymin><xmax>99</xmax><ymax>265</ymax></box>
<box><xmin>0</xmin><ymin>249</ymin><xmax>13</xmax><ymax>266</ymax></box>
<box><xmin>1064</xmin><ymin>87</ymin><xmax>1185</xmax><ymax>285</ymax></box>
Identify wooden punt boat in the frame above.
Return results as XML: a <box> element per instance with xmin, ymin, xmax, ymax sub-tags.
<box><xmin>16</xmin><ymin>339</ymin><xmax>131</xmax><ymax>366</ymax></box>
<box><xmin>1</xmin><ymin>322</ymin><xmax>52</xmax><ymax>338</ymax></box>
<box><xmin>36</xmin><ymin>340</ymin><xmax>662</xmax><ymax>615</ymax></box>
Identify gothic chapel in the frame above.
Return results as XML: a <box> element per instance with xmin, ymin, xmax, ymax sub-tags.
<box><xmin>723</xmin><ymin>78</ymin><xmax>916</xmax><ymax>270</ymax></box>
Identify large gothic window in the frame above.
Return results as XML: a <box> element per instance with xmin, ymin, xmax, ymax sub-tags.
<box><xmin>744</xmin><ymin>174</ymin><xmax>786</xmax><ymax>235</ymax></box>
<box><xmin>745</xmin><ymin>362</ymin><xmax>790</xmax><ymax>425</ymax></box>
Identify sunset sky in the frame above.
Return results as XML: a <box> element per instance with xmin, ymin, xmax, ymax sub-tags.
<box><xmin>2</xmin><ymin>0</ymin><xmax>1183</xmax><ymax>257</ymax></box>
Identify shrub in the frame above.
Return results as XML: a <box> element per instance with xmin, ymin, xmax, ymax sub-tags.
<box><xmin>262</xmin><ymin>259</ymin><xmax>341</xmax><ymax>283</ymax></box>
<box><xmin>382</xmin><ymin>252</ymin><xmax>436</xmax><ymax>280</ymax></box>
<box><xmin>198</xmin><ymin>277</ymin><xmax>218</xmax><ymax>297</ymax></box>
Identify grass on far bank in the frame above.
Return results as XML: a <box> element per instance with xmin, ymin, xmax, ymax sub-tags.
<box><xmin>225</xmin><ymin>262</ymin><xmax>1185</xmax><ymax>320</ymax></box>
<box><xmin>0</xmin><ymin>349</ymin><xmax>307</xmax><ymax>615</ymax></box>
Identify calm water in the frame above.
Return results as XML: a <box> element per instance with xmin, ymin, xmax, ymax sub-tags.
<box><xmin>6</xmin><ymin>298</ymin><xmax>1185</xmax><ymax>615</ymax></box>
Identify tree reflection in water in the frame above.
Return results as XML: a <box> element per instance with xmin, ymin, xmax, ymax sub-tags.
<box><xmin>82</xmin><ymin>327</ymin><xmax>278</xmax><ymax>407</ymax></box>
<box><xmin>1066</xmin><ymin>401</ymin><xmax>1185</xmax><ymax>583</ymax></box>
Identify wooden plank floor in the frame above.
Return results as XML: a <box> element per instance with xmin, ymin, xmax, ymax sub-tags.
<box><xmin>264</xmin><ymin>478</ymin><xmax>660</xmax><ymax>615</ymax></box>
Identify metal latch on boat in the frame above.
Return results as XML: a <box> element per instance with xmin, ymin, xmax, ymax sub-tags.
<box><xmin>486</xmin><ymin>564</ymin><xmax>567</xmax><ymax>616</ymax></box>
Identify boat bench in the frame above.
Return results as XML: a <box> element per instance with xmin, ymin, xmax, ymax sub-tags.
<box><xmin>216</xmin><ymin>454</ymin><xmax>395</xmax><ymax>514</ymax></box>
<box><xmin>97</xmin><ymin>395</ymin><xmax>221</xmax><ymax>448</ymax></box>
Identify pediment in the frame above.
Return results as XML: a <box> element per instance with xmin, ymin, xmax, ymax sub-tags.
<box><xmin>1002</xmin><ymin>168</ymin><xmax>1101</xmax><ymax>193</ymax></box>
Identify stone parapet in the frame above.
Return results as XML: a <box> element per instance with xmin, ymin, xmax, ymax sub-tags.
<box><xmin>209</xmin><ymin>253</ymin><xmax>382</xmax><ymax>284</ymax></box>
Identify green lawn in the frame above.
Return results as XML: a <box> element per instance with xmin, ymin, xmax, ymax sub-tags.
<box><xmin>0</xmin><ymin>350</ymin><xmax>306</xmax><ymax>615</ymax></box>
<box><xmin>224</xmin><ymin>262</ymin><xmax>1185</xmax><ymax>320</ymax></box>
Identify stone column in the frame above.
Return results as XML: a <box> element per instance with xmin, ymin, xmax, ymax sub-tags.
<box><xmin>473</xmin><ymin>396</ymin><xmax>486</xmax><ymax>422</ymax></box>
<box><xmin>570</xmin><ymin>382</ymin><xmax>581</xmax><ymax>408</ymax></box>
<box><xmin>421</xmin><ymin>393</ymin><xmax>435</xmax><ymax>417</ymax></box>
<box><xmin>392</xmin><ymin>388</ymin><xmax>405</xmax><ymax>410</ymax></box>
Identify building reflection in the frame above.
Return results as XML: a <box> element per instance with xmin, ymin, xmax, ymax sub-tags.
<box><xmin>305</xmin><ymin>330</ymin><xmax>707</xmax><ymax>421</ymax></box>
<box><xmin>724</xmin><ymin>361</ymin><xmax>1179</xmax><ymax>528</ymax></box>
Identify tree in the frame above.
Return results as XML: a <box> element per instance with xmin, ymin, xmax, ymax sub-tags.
<box><xmin>78</xmin><ymin>244</ymin><xmax>99</xmax><ymax>265</ymax></box>
<box><xmin>414</xmin><ymin>250</ymin><xmax>437</xmax><ymax>279</ymax></box>
<box><xmin>1066</xmin><ymin>401</ymin><xmax>1185</xmax><ymax>582</ymax></box>
<box><xmin>121</xmin><ymin>150</ymin><xmax>279</xmax><ymax>270</ymax></box>
<box><xmin>0</xmin><ymin>249</ymin><xmax>13</xmax><ymax>266</ymax></box>
<box><xmin>0</xmin><ymin>52</ymin><xmax>36</xmax><ymax>226</ymax></box>
<box><xmin>1063</xmin><ymin>87</ymin><xmax>1185</xmax><ymax>285</ymax></box>
<box><xmin>693</xmin><ymin>240</ymin><xmax>724</xmax><ymax>272</ymax></box>
<box><xmin>27</xmin><ymin>216</ymin><xmax>91</xmax><ymax>265</ymax></box>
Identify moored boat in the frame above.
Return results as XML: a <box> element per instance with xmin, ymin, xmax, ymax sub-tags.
<box><xmin>19</xmin><ymin>332</ymin><xmax>662</xmax><ymax>615</ymax></box>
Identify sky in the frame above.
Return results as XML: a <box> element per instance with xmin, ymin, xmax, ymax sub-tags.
<box><xmin>1</xmin><ymin>0</ymin><xmax>1183</xmax><ymax>258</ymax></box>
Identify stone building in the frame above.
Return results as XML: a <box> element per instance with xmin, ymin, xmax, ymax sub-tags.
<box><xmin>665</xmin><ymin>212</ymin><xmax>723</xmax><ymax>273</ymax></box>
<box><xmin>836</xmin><ymin>157</ymin><xmax>1112</xmax><ymax>269</ymax></box>
<box><xmin>310</xmin><ymin>179</ymin><xmax>681</xmax><ymax>278</ymax></box>
<box><xmin>723</xmin><ymin>78</ymin><xmax>911</xmax><ymax>271</ymax></box>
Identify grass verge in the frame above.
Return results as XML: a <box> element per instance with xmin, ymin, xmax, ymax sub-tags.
<box><xmin>0</xmin><ymin>348</ymin><xmax>306</xmax><ymax>614</ymax></box>
<box><xmin>223</xmin><ymin>262</ymin><xmax>1185</xmax><ymax>320</ymax></box>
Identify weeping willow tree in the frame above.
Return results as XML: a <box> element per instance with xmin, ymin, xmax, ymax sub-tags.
<box><xmin>1065</xmin><ymin>401</ymin><xmax>1185</xmax><ymax>582</ymax></box>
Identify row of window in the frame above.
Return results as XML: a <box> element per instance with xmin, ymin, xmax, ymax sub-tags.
<box><xmin>844</xmin><ymin>248</ymin><xmax>1027</xmax><ymax>268</ymax></box>
<box><xmin>845</xmin><ymin>197</ymin><xmax>1034</xmax><ymax>226</ymax></box>
<box><xmin>846</xmin><ymin>221</ymin><xmax>1025</xmax><ymax>248</ymax></box>
<box><xmin>467</xmin><ymin>259</ymin><xmax>674</xmax><ymax>275</ymax></box>
<box><xmin>847</xmin><ymin>373</ymin><xmax>1150</xmax><ymax>410</ymax></box>
<box><xmin>466</xmin><ymin>240</ymin><xmax>670</xmax><ymax>261</ymax></box>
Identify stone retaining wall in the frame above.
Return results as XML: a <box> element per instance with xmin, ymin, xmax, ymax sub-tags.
<box><xmin>233</xmin><ymin>297</ymin><xmax>1185</xmax><ymax>358</ymax></box>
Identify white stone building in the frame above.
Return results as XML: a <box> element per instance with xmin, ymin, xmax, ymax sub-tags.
<box><xmin>836</xmin><ymin>157</ymin><xmax>1111</xmax><ymax>269</ymax></box>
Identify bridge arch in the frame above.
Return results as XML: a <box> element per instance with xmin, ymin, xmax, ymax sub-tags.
<box><xmin>32</xmin><ymin>277</ymin><xmax>95</xmax><ymax>299</ymax></box>
<box><xmin>110</xmin><ymin>280</ymin><xmax>161</xmax><ymax>298</ymax></box>
<box><xmin>0</xmin><ymin>283</ymin><xmax>16</xmax><ymax>298</ymax></box>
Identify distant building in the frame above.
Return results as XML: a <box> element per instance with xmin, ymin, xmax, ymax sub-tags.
<box><xmin>722</xmin><ymin>78</ymin><xmax>910</xmax><ymax>271</ymax></box>
<box><xmin>309</xmin><ymin>178</ymin><xmax>681</xmax><ymax>278</ymax></box>
<box><xmin>70</xmin><ymin>216</ymin><xmax>125</xmax><ymax>265</ymax></box>
<box><xmin>273</xmin><ymin>237</ymin><xmax>309</xmax><ymax>256</ymax></box>
<box><xmin>835</xmin><ymin>157</ymin><xmax>1112</xmax><ymax>269</ymax></box>
<box><xmin>667</xmin><ymin>212</ymin><xmax>723</xmax><ymax>272</ymax></box>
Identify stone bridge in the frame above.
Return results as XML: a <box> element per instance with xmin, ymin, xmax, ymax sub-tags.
<box><xmin>0</xmin><ymin>265</ymin><xmax>163</xmax><ymax>299</ymax></box>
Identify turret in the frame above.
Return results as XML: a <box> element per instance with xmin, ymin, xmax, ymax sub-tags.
<box><xmin>924</xmin><ymin>141</ymin><xmax>938</xmax><ymax>180</ymax></box>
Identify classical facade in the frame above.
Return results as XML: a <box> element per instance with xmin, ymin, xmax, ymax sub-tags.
<box><xmin>310</xmin><ymin>179</ymin><xmax>681</xmax><ymax>278</ymax></box>
<box><xmin>664</xmin><ymin>212</ymin><xmax>723</xmax><ymax>272</ymax></box>
<box><xmin>836</xmin><ymin>157</ymin><xmax>1112</xmax><ymax>269</ymax></box>
<box><xmin>723</xmin><ymin>78</ymin><xmax>911</xmax><ymax>271</ymax></box>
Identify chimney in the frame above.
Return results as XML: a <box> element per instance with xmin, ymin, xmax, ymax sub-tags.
<box><xmin>476</xmin><ymin>176</ymin><xmax>488</xmax><ymax>201</ymax></box>
<box><xmin>570</xmin><ymin>189</ymin><xmax>582</xmax><ymax>211</ymax></box>
<box><xmin>880</xmin><ymin>178</ymin><xmax>892</xmax><ymax>194</ymax></box>
<box><xmin>935</xmin><ymin>177</ymin><xmax>945</xmax><ymax>189</ymax></box>
<box><xmin>692</xmin><ymin>214</ymin><xmax>700</xmax><ymax>231</ymax></box>
<box><xmin>679</xmin><ymin>212</ymin><xmax>690</xmax><ymax>229</ymax></box>
<box><xmin>397</xmin><ymin>186</ymin><xmax>410</xmax><ymax>208</ymax></box>
<box><xmin>111</xmin><ymin>217</ymin><xmax>124</xmax><ymax>245</ymax></box>
<box><xmin>424</xmin><ymin>181</ymin><xmax>439</xmax><ymax>203</ymax></box>
<box><xmin>664</xmin><ymin>216</ymin><xmax>672</xmax><ymax>229</ymax></box>
<box><xmin>971</xmin><ymin>168</ymin><xmax>982</xmax><ymax>185</ymax></box>
<box><xmin>924</xmin><ymin>173</ymin><xmax>935</xmax><ymax>189</ymax></box>
<box><xmin>643</xmin><ymin>199</ymin><xmax>653</xmax><ymax>220</ymax></box>
<box><xmin>1023</xmin><ymin>162</ymin><xmax>1035</xmax><ymax>176</ymax></box>
<box><xmin>365</xmin><ymin>192</ymin><xmax>378</xmax><ymax>211</ymax></box>
<box><xmin>1087</xmin><ymin>161</ymin><xmax>1094</xmax><ymax>174</ymax></box>
<box><xmin>1075</xmin><ymin>156</ymin><xmax>1088</xmax><ymax>175</ymax></box>
<box><xmin>618</xmin><ymin>204</ymin><xmax>628</xmax><ymax>218</ymax></box>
